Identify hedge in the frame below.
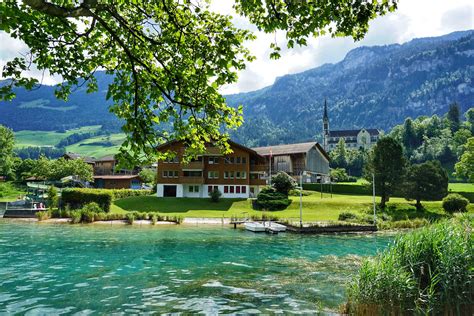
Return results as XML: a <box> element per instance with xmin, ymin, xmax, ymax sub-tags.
<box><xmin>453</xmin><ymin>191</ymin><xmax>474</xmax><ymax>203</ymax></box>
<box><xmin>303</xmin><ymin>183</ymin><xmax>372</xmax><ymax>195</ymax></box>
<box><xmin>110</xmin><ymin>189</ymin><xmax>152</xmax><ymax>200</ymax></box>
<box><xmin>61</xmin><ymin>189</ymin><xmax>113</xmax><ymax>212</ymax></box>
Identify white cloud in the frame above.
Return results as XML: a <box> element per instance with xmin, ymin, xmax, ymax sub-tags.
<box><xmin>1</xmin><ymin>0</ymin><xmax>473</xmax><ymax>93</ymax></box>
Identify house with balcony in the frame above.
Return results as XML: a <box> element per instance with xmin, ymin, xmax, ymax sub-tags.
<box><xmin>155</xmin><ymin>140</ymin><xmax>268</xmax><ymax>198</ymax></box>
<box><xmin>252</xmin><ymin>142</ymin><xmax>330</xmax><ymax>183</ymax></box>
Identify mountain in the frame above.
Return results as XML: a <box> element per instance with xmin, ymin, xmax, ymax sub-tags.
<box><xmin>226</xmin><ymin>30</ymin><xmax>474</xmax><ymax>147</ymax></box>
<box><xmin>0</xmin><ymin>30</ymin><xmax>473</xmax><ymax>147</ymax></box>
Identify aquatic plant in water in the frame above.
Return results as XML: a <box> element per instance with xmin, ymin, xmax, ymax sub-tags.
<box><xmin>345</xmin><ymin>216</ymin><xmax>473</xmax><ymax>314</ymax></box>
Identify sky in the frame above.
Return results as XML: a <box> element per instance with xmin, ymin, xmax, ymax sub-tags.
<box><xmin>0</xmin><ymin>0</ymin><xmax>473</xmax><ymax>94</ymax></box>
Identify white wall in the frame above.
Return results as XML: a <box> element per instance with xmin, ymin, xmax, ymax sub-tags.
<box><xmin>157</xmin><ymin>184</ymin><xmax>250</xmax><ymax>198</ymax></box>
<box><xmin>156</xmin><ymin>184</ymin><xmax>184</xmax><ymax>197</ymax></box>
<box><xmin>182</xmin><ymin>184</ymin><xmax>203</xmax><ymax>198</ymax></box>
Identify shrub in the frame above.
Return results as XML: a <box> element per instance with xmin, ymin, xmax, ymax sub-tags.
<box><xmin>81</xmin><ymin>202</ymin><xmax>103</xmax><ymax>213</ymax></box>
<box><xmin>111</xmin><ymin>189</ymin><xmax>152</xmax><ymax>200</ymax></box>
<box><xmin>81</xmin><ymin>210</ymin><xmax>95</xmax><ymax>223</ymax></box>
<box><xmin>271</xmin><ymin>172</ymin><xmax>296</xmax><ymax>195</ymax></box>
<box><xmin>94</xmin><ymin>212</ymin><xmax>107</xmax><ymax>221</ymax></box>
<box><xmin>51</xmin><ymin>208</ymin><xmax>61</xmax><ymax>218</ymax></box>
<box><xmin>256</xmin><ymin>187</ymin><xmax>291</xmax><ymax>211</ymax></box>
<box><xmin>36</xmin><ymin>211</ymin><xmax>50</xmax><ymax>221</ymax></box>
<box><xmin>70</xmin><ymin>211</ymin><xmax>82</xmax><ymax>224</ymax></box>
<box><xmin>288</xmin><ymin>189</ymin><xmax>313</xmax><ymax>196</ymax></box>
<box><xmin>209</xmin><ymin>188</ymin><xmax>222</xmax><ymax>202</ymax></box>
<box><xmin>338</xmin><ymin>211</ymin><xmax>359</xmax><ymax>221</ymax></box>
<box><xmin>442</xmin><ymin>193</ymin><xmax>469</xmax><ymax>214</ymax></box>
<box><xmin>125</xmin><ymin>213</ymin><xmax>135</xmax><ymax>224</ymax></box>
<box><xmin>62</xmin><ymin>189</ymin><xmax>113</xmax><ymax>212</ymax></box>
<box><xmin>46</xmin><ymin>186</ymin><xmax>59</xmax><ymax>210</ymax></box>
<box><xmin>346</xmin><ymin>219</ymin><xmax>473</xmax><ymax>314</ymax></box>
<box><xmin>151</xmin><ymin>214</ymin><xmax>157</xmax><ymax>225</ymax></box>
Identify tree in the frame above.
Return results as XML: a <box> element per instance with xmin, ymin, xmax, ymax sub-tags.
<box><xmin>403</xmin><ymin>161</ymin><xmax>448</xmax><ymax>210</ymax></box>
<box><xmin>331</xmin><ymin>138</ymin><xmax>348</xmax><ymax>168</ymax></box>
<box><xmin>139</xmin><ymin>168</ymin><xmax>156</xmax><ymax>185</ymax></box>
<box><xmin>455</xmin><ymin>137</ymin><xmax>474</xmax><ymax>182</ymax></box>
<box><xmin>0</xmin><ymin>1</ymin><xmax>397</xmax><ymax>165</ymax></box>
<box><xmin>330</xmin><ymin>168</ymin><xmax>350</xmax><ymax>182</ymax></box>
<box><xmin>365</xmin><ymin>137</ymin><xmax>406</xmax><ymax>209</ymax></box>
<box><xmin>465</xmin><ymin>108</ymin><xmax>474</xmax><ymax>134</ymax></box>
<box><xmin>47</xmin><ymin>185</ymin><xmax>59</xmax><ymax>210</ymax></box>
<box><xmin>0</xmin><ymin>125</ymin><xmax>15</xmax><ymax>179</ymax></box>
<box><xmin>401</xmin><ymin>118</ymin><xmax>418</xmax><ymax>153</ymax></box>
<box><xmin>446</xmin><ymin>102</ymin><xmax>461</xmax><ymax>132</ymax></box>
<box><xmin>30</xmin><ymin>157</ymin><xmax>93</xmax><ymax>181</ymax></box>
<box><xmin>271</xmin><ymin>172</ymin><xmax>296</xmax><ymax>196</ymax></box>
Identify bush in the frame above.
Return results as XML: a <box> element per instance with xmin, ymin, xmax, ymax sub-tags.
<box><xmin>271</xmin><ymin>172</ymin><xmax>296</xmax><ymax>195</ymax></box>
<box><xmin>70</xmin><ymin>211</ymin><xmax>82</xmax><ymax>224</ymax></box>
<box><xmin>256</xmin><ymin>187</ymin><xmax>291</xmax><ymax>211</ymax></box>
<box><xmin>346</xmin><ymin>219</ymin><xmax>473</xmax><ymax>314</ymax></box>
<box><xmin>303</xmin><ymin>183</ymin><xmax>372</xmax><ymax>195</ymax></box>
<box><xmin>81</xmin><ymin>210</ymin><xmax>95</xmax><ymax>223</ymax></box>
<box><xmin>62</xmin><ymin>189</ymin><xmax>113</xmax><ymax>212</ymax></box>
<box><xmin>36</xmin><ymin>211</ymin><xmax>50</xmax><ymax>221</ymax></box>
<box><xmin>442</xmin><ymin>193</ymin><xmax>469</xmax><ymax>214</ymax></box>
<box><xmin>151</xmin><ymin>214</ymin><xmax>157</xmax><ymax>225</ymax></box>
<box><xmin>110</xmin><ymin>189</ymin><xmax>152</xmax><ymax>199</ymax></box>
<box><xmin>47</xmin><ymin>186</ymin><xmax>58</xmax><ymax>210</ymax></box>
<box><xmin>125</xmin><ymin>213</ymin><xmax>135</xmax><ymax>224</ymax></box>
<box><xmin>338</xmin><ymin>211</ymin><xmax>359</xmax><ymax>221</ymax></box>
<box><xmin>81</xmin><ymin>202</ymin><xmax>103</xmax><ymax>213</ymax></box>
<box><xmin>288</xmin><ymin>189</ymin><xmax>313</xmax><ymax>196</ymax></box>
<box><xmin>209</xmin><ymin>188</ymin><xmax>222</xmax><ymax>202</ymax></box>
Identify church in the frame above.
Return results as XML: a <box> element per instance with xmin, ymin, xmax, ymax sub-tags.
<box><xmin>322</xmin><ymin>100</ymin><xmax>381</xmax><ymax>152</ymax></box>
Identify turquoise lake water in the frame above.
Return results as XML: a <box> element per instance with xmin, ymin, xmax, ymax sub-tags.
<box><xmin>0</xmin><ymin>221</ymin><xmax>393</xmax><ymax>314</ymax></box>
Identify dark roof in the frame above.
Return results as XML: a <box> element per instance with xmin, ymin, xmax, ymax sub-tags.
<box><xmin>93</xmin><ymin>175</ymin><xmax>140</xmax><ymax>180</ymax></box>
<box><xmin>329</xmin><ymin>129</ymin><xmax>380</xmax><ymax>137</ymax></box>
<box><xmin>63</xmin><ymin>152</ymin><xmax>95</xmax><ymax>164</ymax></box>
<box><xmin>156</xmin><ymin>139</ymin><xmax>265</xmax><ymax>159</ymax></box>
<box><xmin>95</xmin><ymin>155</ymin><xmax>116</xmax><ymax>162</ymax></box>
<box><xmin>252</xmin><ymin>142</ymin><xmax>330</xmax><ymax>161</ymax></box>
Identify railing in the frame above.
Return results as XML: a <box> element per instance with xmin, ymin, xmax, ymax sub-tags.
<box><xmin>181</xmin><ymin>161</ymin><xmax>204</xmax><ymax>169</ymax></box>
<box><xmin>250</xmin><ymin>164</ymin><xmax>268</xmax><ymax>172</ymax></box>
<box><xmin>181</xmin><ymin>176</ymin><xmax>204</xmax><ymax>184</ymax></box>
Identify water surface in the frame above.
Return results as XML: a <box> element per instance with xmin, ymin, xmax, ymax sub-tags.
<box><xmin>0</xmin><ymin>221</ymin><xmax>393</xmax><ymax>314</ymax></box>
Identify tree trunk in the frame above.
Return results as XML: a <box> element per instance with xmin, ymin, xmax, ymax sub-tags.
<box><xmin>416</xmin><ymin>199</ymin><xmax>422</xmax><ymax>211</ymax></box>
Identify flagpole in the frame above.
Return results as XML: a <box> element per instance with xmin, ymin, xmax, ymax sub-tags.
<box><xmin>269</xmin><ymin>149</ymin><xmax>272</xmax><ymax>187</ymax></box>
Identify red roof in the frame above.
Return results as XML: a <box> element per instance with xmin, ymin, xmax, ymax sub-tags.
<box><xmin>93</xmin><ymin>175</ymin><xmax>140</xmax><ymax>180</ymax></box>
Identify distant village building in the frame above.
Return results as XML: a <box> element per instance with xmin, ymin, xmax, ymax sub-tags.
<box><xmin>252</xmin><ymin>142</ymin><xmax>330</xmax><ymax>183</ymax></box>
<box><xmin>63</xmin><ymin>152</ymin><xmax>142</xmax><ymax>189</ymax></box>
<box><xmin>322</xmin><ymin>100</ymin><xmax>381</xmax><ymax>151</ymax></box>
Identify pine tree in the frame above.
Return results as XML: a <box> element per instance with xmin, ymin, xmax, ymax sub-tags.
<box><xmin>447</xmin><ymin>102</ymin><xmax>461</xmax><ymax>132</ymax></box>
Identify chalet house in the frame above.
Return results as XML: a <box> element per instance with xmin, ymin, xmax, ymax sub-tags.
<box><xmin>322</xmin><ymin>100</ymin><xmax>381</xmax><ymax>151</ymax></box>
<box><xmin>252</xmin><ymin>142</ymin><xmax>330</xmax><ymax>183</ymax></box>
<box><xmin>63</xmin><ymin>152</ymin><xmax>142</xmax><ymax>189</ymax></box>
<box><xmin>155</xmin><ymin>140</ymin><xmax>267</xmax><ymax>198</ymax></box>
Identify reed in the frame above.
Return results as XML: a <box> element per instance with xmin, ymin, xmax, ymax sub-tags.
<box><xmin>344</xmin><ymin>217</ymin><xmax>473</xmax><ymax>314</ymax></box>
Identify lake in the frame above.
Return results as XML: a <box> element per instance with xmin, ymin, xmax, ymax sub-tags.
<box><xmin>0</xmin><ymin>221</ymin><xmax>393</xmax><ymax>314</ymax></box>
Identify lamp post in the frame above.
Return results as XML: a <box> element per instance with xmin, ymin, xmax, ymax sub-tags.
<box><xmin>372</xmin><ymin>173</ymin><xmax>376</xmax><ymax>226</ymax></box>
<box><xmin>299</xmin><ymin>171</ymin><xmax>306</xmax><ymax>228</ymax></box>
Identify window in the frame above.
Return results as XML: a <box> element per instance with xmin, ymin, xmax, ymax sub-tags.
<box><xmin>229</xmin><ymin>171</ymin><xmax>234</xmax><ymax>179</ymax></box>
<box><xmin>208</xmin><ymin>157</ymin><xmax>219</xmax><ymax>164</ymax></box>
<box><xmin>242</xmin><ymin>186</ymin><xmax>247</xmax><ymax>193</ymax></box>
<box><xmin>241</xmin><ymin>172</ymin><xmax>247</xmax><ymax>179</ymax></box>
<box><xmin>250</xmin><ymin>173</ymin><xmax>257</xmax><ymax>180</ymax></box>
<box><xmin>183</xmin><ymin>171</ymin><xmax>202</xmax><ymax>177</ymax></box>
<box><xmin>236</xmin><ymin>186</ymin><xmax>241</xmax><ymax>194</ymax></box>
<box><xmin>224</xmin><ymin>171</ymin><xmax>229</xmax><ymax>179</ymax></box>
<box><xmin>208</xmin><ymin>171</ymin><xmax>219</xmax><ymax>179</ymax></box>
<box><xmin>189</xmin><ymin>185</ymin><xmax>199</xmax><ymax>193</ymax></box>
<box><xmin>236</xmin><ymin>171</ymin><xmax>241</xmax><ymax>179</ymax></box>
<box><xmin>242</xmin><ymin>157</ymin><xmax>247</xmax><ymax>164</ymax></box>
<box><xmin>224</xmin><ymin>186</ymin><xmax>229</xmax><ymax>193</ymax></box>
<box><xmin>163</xmin><ymin>171</ymin><xmax>168</xmax><ymax>178</ymax></box>
<box><xmin>230</xmin><ymin>186</ymin><xmax>234</xmax><ymax>193</ymax></box>
<box><xmin>236</xmin><ymin>157</ymin><xmax>241</xmax><ymax>164</ymax></box>
<box><xmin>173</xmin><ymin>171</ymin><xmax>179</xmax><ymax>178</ymax></box>
<box><xmin>165</xmin><ymin>157</ymin><xmax>179</xmax><ymax>163</ymax></box>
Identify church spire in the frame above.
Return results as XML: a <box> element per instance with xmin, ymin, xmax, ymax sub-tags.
<box><xmin>323</xmin><ymin>99</ymin><xmax>329</xmax><ymax>152</ymax></box>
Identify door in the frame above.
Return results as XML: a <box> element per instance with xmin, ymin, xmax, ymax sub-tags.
<box><xmin>163</xmin><ymin>185</ymin><xmax>177</xmax><ymax>197</ymax></box>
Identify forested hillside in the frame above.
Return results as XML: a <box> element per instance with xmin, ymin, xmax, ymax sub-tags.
<box><xmin>0</xmin><ymin>30</ymin><xmax>473</xmax><ymax>149</ymax></box>
<box><xmin>227</xmin><ymin>30</ymin><xmax>474</xmax><ymax>146</ymax></box>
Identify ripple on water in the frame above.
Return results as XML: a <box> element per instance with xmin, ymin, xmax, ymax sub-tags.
<box><xmin>0</xmin><ymin>221</ymin><xmax>393</xmax><ymax>313</ymax></box>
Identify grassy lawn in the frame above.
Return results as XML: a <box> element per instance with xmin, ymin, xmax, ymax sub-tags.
<box><xmin>14</xmin><ymin>125</ymin><xmax>101</xmax><ymax>148</ymax></box>
<box><xmin>113</xmin><ymin>193</ymin><xmax>472</xmax><ymax>222</ymax></box>
<box><xmin>0</xmin><ymin>182</ymin><xmax>26</xmax><ymax>202</ymax></box>
<box><xmin>448</xmin><ymin>183</ymin><xmax>474</xmax><ymax>192</ymax></box>
<box><xmin>65</xmin><ymin>133</ymin><xmax>125</xmax><ymax>158</ymax></box>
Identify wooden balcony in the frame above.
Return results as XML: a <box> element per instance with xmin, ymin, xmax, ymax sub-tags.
<box><xmin>250</xmin><ymin>164</ymin><xmax>268</xmax><ymax>172</ymax></box>
<box><xmin>250</xmin><ymin>178</ymin><xmax>267</xmax><ymax>186</ymax></box>
<box><xmin>181</xmin><ymin>176</ymin><xmax>204</xmax><ymax>184</ymax></box>
<box><xmin>181</xmin><ymin>161</ymin><xmax>204</xmax><ymax>169</ymax></box>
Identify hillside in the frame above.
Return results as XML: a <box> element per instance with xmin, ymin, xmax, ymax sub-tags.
<box><xmin>226</xmin><ymin>30</ymin><xmax>474</xmax><ymax>146</ymax></box>
<box><xmin>1</xmin><ymin>30</ymin><xmax>473</xmax><ymax>150</ymax></box>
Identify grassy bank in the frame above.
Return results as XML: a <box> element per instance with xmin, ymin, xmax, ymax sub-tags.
<box><xmin>112</xmin><ymin>193</ymin><xmax>473</xmax><ymax>222</ymax></box>
<box><xmin>0</xmin><ymin>183</ymin><xmax>25</xmax><ymax>202</ymax></box>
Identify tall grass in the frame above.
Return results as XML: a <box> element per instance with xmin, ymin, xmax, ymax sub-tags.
<box><xmin>344</xmin><ymin>216</ymin><xmax>473</xmax><ymax>314</ymax></box>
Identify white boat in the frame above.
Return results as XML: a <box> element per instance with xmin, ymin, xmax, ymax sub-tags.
<box><xmin>262</xmin><ymin>222</ymin><xmax>287</xmax><ymax>232</ymax></box>
<box><xmin>244</xmin><ymin>222</ymin><xmax>266</xmax><ymax>232</ymax></box>
<box><xmin>244</xmin><ymin>221</ymin><xmax>287</xmax><ymax>232</ymax></box>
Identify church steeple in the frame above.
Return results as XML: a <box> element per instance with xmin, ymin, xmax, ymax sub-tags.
<box><xmin>323</xmin><ymin>99</ymin><xmax>329</xmax><ymax>152</ymax></box>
